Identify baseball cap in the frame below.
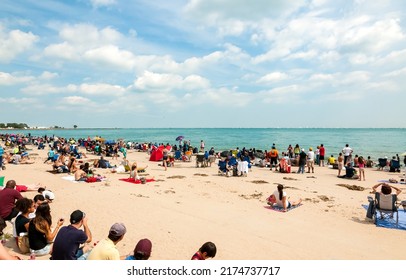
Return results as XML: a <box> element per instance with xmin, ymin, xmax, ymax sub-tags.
<box><xmin>70</xmin><ymin>210</ymin><xmax>85</xmax><ymax>224</ymax></box>
<box><xmin>109</xmin><ymin>223</ymin><xmax>126</xmax><ymax>237</ymax></box>
<box><xmin>134</xmin><ymin>238</ymin><xmax>152</xmax><ymax>258</ymax></box>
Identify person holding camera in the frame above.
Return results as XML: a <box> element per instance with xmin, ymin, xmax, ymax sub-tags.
<box><xmin>28</xmin><ymin>202</ymin><xmax>64</xmax><ymax>256</ymax></box>
<box><xmin>51</xmin><ymin>210</ymin><xmax>92</xmax><ymax>260</ymax></box>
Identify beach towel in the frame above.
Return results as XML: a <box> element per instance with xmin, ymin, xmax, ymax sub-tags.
<box><xmin>362</xmin><ymin>205</ymin><xmax>406</xmax><ymax>230</ymax></box>
<box><xmin>119</xmin><ymin>178</ymin><xmax>155</xmax><ymax>184</ymax></box>
<box><xmin>377</xmin><ymin>179</ymin><xmax>405</xmax><ymax>185</ymax></box>
<box><xmin>61</xmin><ymin>175</ymin><xmax>78</xmax><ymax>183</ymax></box>
<box><xmin>264</xmin><ymin>204</ymin><xmax>302</xmax><ymax>212</ymax></box>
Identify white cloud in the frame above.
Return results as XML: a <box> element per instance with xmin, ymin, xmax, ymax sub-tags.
<box><xmin>89</xmin><ymin>0</ymin><xmax>116</xmax><ymax>8</ymax></box>
<box><xmin>79</xmin><ymin>83</ymin><xmax>126</xmax><ymax>96</ymax></box>
<box><xmin>257</xmin><ymin>72</ymin><xmax>289</xmax><ymax>84</ymax></box>
<box><xmin>0</xmin><ymin>25</ymin><xmax>38</xmax><ymax>62</ymax></box>
<box><xmin>83</xmin><ymin>45</ymin><xmax>136</xmax><ymax>70</ymax></box>
<box><xmin>61</xmin><ymin>96</ymin><xmax>92</xmax><ymax>105</ymax></box>
<box><xmin>0</xmin><ymin>72</ymin><xmax>35</xmax><ymax>85</ymax></box>
<box><xmin>39</xmin><ymin>71</ymin><xmax>59</xmax><ymax>80</ymax></box>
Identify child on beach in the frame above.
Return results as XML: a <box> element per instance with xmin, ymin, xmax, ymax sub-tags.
<box><xmin>191</xmin><ymin>241</ymin><xmax>217</xmax><ymax>260</ymax></box>
<box><xmin>358</xmin><ymin>156</ymin><xmax>365</xmax><ymax>181</ymax></box>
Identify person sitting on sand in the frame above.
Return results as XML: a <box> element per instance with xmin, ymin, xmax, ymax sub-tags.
<box><xmin>0</xmin><ymin>243</ymin><xmax>21</xmax><ymax>260</ymax></box>
<box><xmin>28</xmin><ymin>202</ymin><xmax>64</xmax><ymax>256</ymax></box>
<box><xmin>87</xmin><ymin>222</ymin><xmax>126</xmax><ymax>260</ymax></box>
<box><xmin>125</xmin><ymin>238</ymin><xmax>152</xmax><ymax>260</ymax></box>
<box><xmin>129</xmin><ymin>163</ymin><xmax>140</xmax><ymax>180</ymax></box>
<box><xmin>53</xmin><ymin>153</ymin><xmax>69</xmax><ymax>173</ymax></box>
<box><xmin>75</xmin><ymin>165</ymin><xmax>88</xmax><ymax>182</ymax></box>
<box><xmin>338</xmin><ymin>162</ymin><xmax>359</xmax><ymax>179</ymax></box>
<box><xmin>37</xmin><ymin>187</ymin><xmax>55</xmax><ymax>203</ymax></box>
<box><xmin>191</xmin><ymin>241</ymin><xmax>217</xmax><ymax>260</ymax></box>
<box><xmin>267</xmin><ymin>184</ymin><xmax>302</xmax><ymax>212</ymax></box>
<box><xmin>328</xmin><ymin>155</ymin><xmax>336</xmax><ymax>165</ymax></box>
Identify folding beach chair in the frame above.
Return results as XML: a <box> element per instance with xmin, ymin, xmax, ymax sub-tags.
<box><xmin>372</xmin><ymin>193</ymin><xmax>399</xmax><ymax>226</ymax></box>
<box><xmin>377</xmin><ymin>158</ymin><xmax>388</xmax><ymax>170</ymax></box>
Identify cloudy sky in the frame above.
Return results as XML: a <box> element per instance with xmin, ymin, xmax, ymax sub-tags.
<box><xmin>1</xmin><ymin>0</ymin><xmax>405</xmax><ymax>128</ymax></box>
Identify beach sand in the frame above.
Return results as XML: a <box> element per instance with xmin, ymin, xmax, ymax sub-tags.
<box><xmin>1</xmin><ymin>146</ymin><xmax>406</xmax><ymax>260</ymax></box>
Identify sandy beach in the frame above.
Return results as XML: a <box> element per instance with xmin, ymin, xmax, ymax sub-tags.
<box><xmin>1</xmin><ymin>145</ymin><xmax>406</xmax><ymax>260</ymax></box>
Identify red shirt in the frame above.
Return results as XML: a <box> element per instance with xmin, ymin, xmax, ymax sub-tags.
<box><xmin>191</xmin><ymin>251</ymin><xmax>205</xmax><ymax>260</ymax></box>
<box><xmin>319</xmin><ymin>147</ymin><xmax>325</xmax><ymax>156</ymax></box>
<box><xmin>0</xmin><ymin>187</ymin><xmax>23</xmax><ymax>219</ymax></box>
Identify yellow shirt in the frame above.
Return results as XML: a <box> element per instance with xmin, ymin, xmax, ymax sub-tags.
<box><xmin>87</xmin><ymin>238</ymin><xmax>120</xmax><ymax>260</ymax></box>
<box><xmin>328</xmin><ymin>157</ymin><xmax>336</xmax><ymax>164</ymax></box>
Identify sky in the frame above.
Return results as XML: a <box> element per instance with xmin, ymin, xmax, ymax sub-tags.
<box><xmin>1</xmin><ymin>0</ymin><xmax>406</xmax><ymax>128</ymax></box>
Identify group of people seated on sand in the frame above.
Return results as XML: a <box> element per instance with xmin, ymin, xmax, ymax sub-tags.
<box><xmin>0</xmin><ymin>180</ymin><xmax>216</xmax><ymax>260</ymax></box>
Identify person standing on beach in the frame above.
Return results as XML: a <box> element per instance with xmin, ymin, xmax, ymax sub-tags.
<box><xmin>337</xmin><ymin>153</ymin><xmax>344</xmax><ymax>177</ymax></box>
<box><xmin>342</xmin><ymin>144</ymin><xmax>353</xmax><ymax>165</ymax></box>
<box><xmin>297</xmin><ymin>149</ymin><xmax>307</xmax><ymax>174</ymax></box>
<box><xmin>200</xmin><ymin>140</ymin><xmax>205</xmax><ymax>152</ymax></box>
<box><xmin>319</xmin><ymin>144</ymin><xmax>325</xmax><ymax>167</ymax></box>
<box><xmin>358</xmin><ymin>156</ymin><xmax>366</xmax><ymax>181</ymax></box>
<box><xmin>269</xmin><ymin>146</ymin><xmax>279</xmax><ymax>171</ymax></box>
<box><xmin>307</xmin><ymin>147</ymin><xmax>315</xmax><ymax>173</ymax></box>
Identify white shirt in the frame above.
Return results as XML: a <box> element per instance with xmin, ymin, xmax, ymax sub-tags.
<box><xmin>342</xmin><ymin>147</ymin><xmax>353</xmax><ymax>156</ymax></box>
<box><xmin>307</xmin><ymin>151</ymin><xmax>315</xmax><ymax>161</ymax></box>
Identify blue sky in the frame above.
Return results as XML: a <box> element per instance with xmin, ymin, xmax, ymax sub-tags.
<box><xmin>1</xmin><ymin>0</ymin><xmax>405</xmax><ymax>128</ymax></box>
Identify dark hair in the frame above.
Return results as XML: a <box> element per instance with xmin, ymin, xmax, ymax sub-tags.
<box><xmin>38</xmin><ymin>187</ymin><xmax>46</xmax><ymax>193</ymax></box>
<box><xmin>199</xmin><ymin>242</ymin><xmax>217</xmax><ymax>258</ymax></box>
<box><xmin>5</xmin><ymin>180</ymin><xmax>16</xmax><ymax>189</ymax></box>
<box><xmin>381</xmin><ymin>184</ymin><xmax>392</xmax><ymax>195</ymax></box>
<box><xmin>358</xmin><ymin>156</ymin><xmax>364</xmax><ymax>164</ymax></box>
<box><xmin>33</xmin><ymin>194</ymin><xmax>45</xmax><ymax>203</ymax></box>
<box><xmin>108</xmin><ymin>233</ymin><xmax>123</xmax><ymax>242</ymax></box>
<box><xmin>16</xmin><ymin>198</ymin><xmax>33</xmax><ymax>214</ymax></box>
<box><xmin>33</xmin><ymin>202</ymin><xmax>52</xmax><ymax>227</ymax></box>
<box><xmin>277</xmin><ymin>184</ymin><xmax>284</xmax><ymax>201</ymax></box>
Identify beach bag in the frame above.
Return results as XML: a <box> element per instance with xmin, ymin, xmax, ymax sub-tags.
<box><xmin>366</xmin><ymin>200</ymin><xmax>375</xmax><ymax>219</ymax></box>
<box><xmin>17</xmin><ymin>234</ymin><xmax>30</xmax><ymax>254</ymax></box>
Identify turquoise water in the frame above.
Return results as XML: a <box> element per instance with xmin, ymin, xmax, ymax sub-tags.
<box><xmin>2</xmin><ymin>128</ymin><xmax>405</xmax><ymax>160</ymax></box>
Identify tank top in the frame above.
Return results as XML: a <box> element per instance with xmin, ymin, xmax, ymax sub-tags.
<box><xmin>28</xmin><ymin>220</ymin><xmax>48</xmax><ymax>250</ymax></box>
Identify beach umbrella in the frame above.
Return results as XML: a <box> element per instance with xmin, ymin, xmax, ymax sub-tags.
<box><xmin>176</xmin><ymin>135</ymin><xmax>184</xmax><ymax>142</ymax></box>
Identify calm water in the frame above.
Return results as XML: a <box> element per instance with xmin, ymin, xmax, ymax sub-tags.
<box><xmin>2</xmin><ymin>128</ymin><xmax>406</xmax><ymax>160</ymax></box>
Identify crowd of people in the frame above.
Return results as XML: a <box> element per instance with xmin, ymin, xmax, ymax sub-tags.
<box><xmin>0</xmin><ymin>132</ymin><xmax>404</xmax><ymax>260</ymax></box>
<box><xmin>0</xmin><ymin>179</ymin><xmax>217</xmax><ymax>260</ymax></box>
